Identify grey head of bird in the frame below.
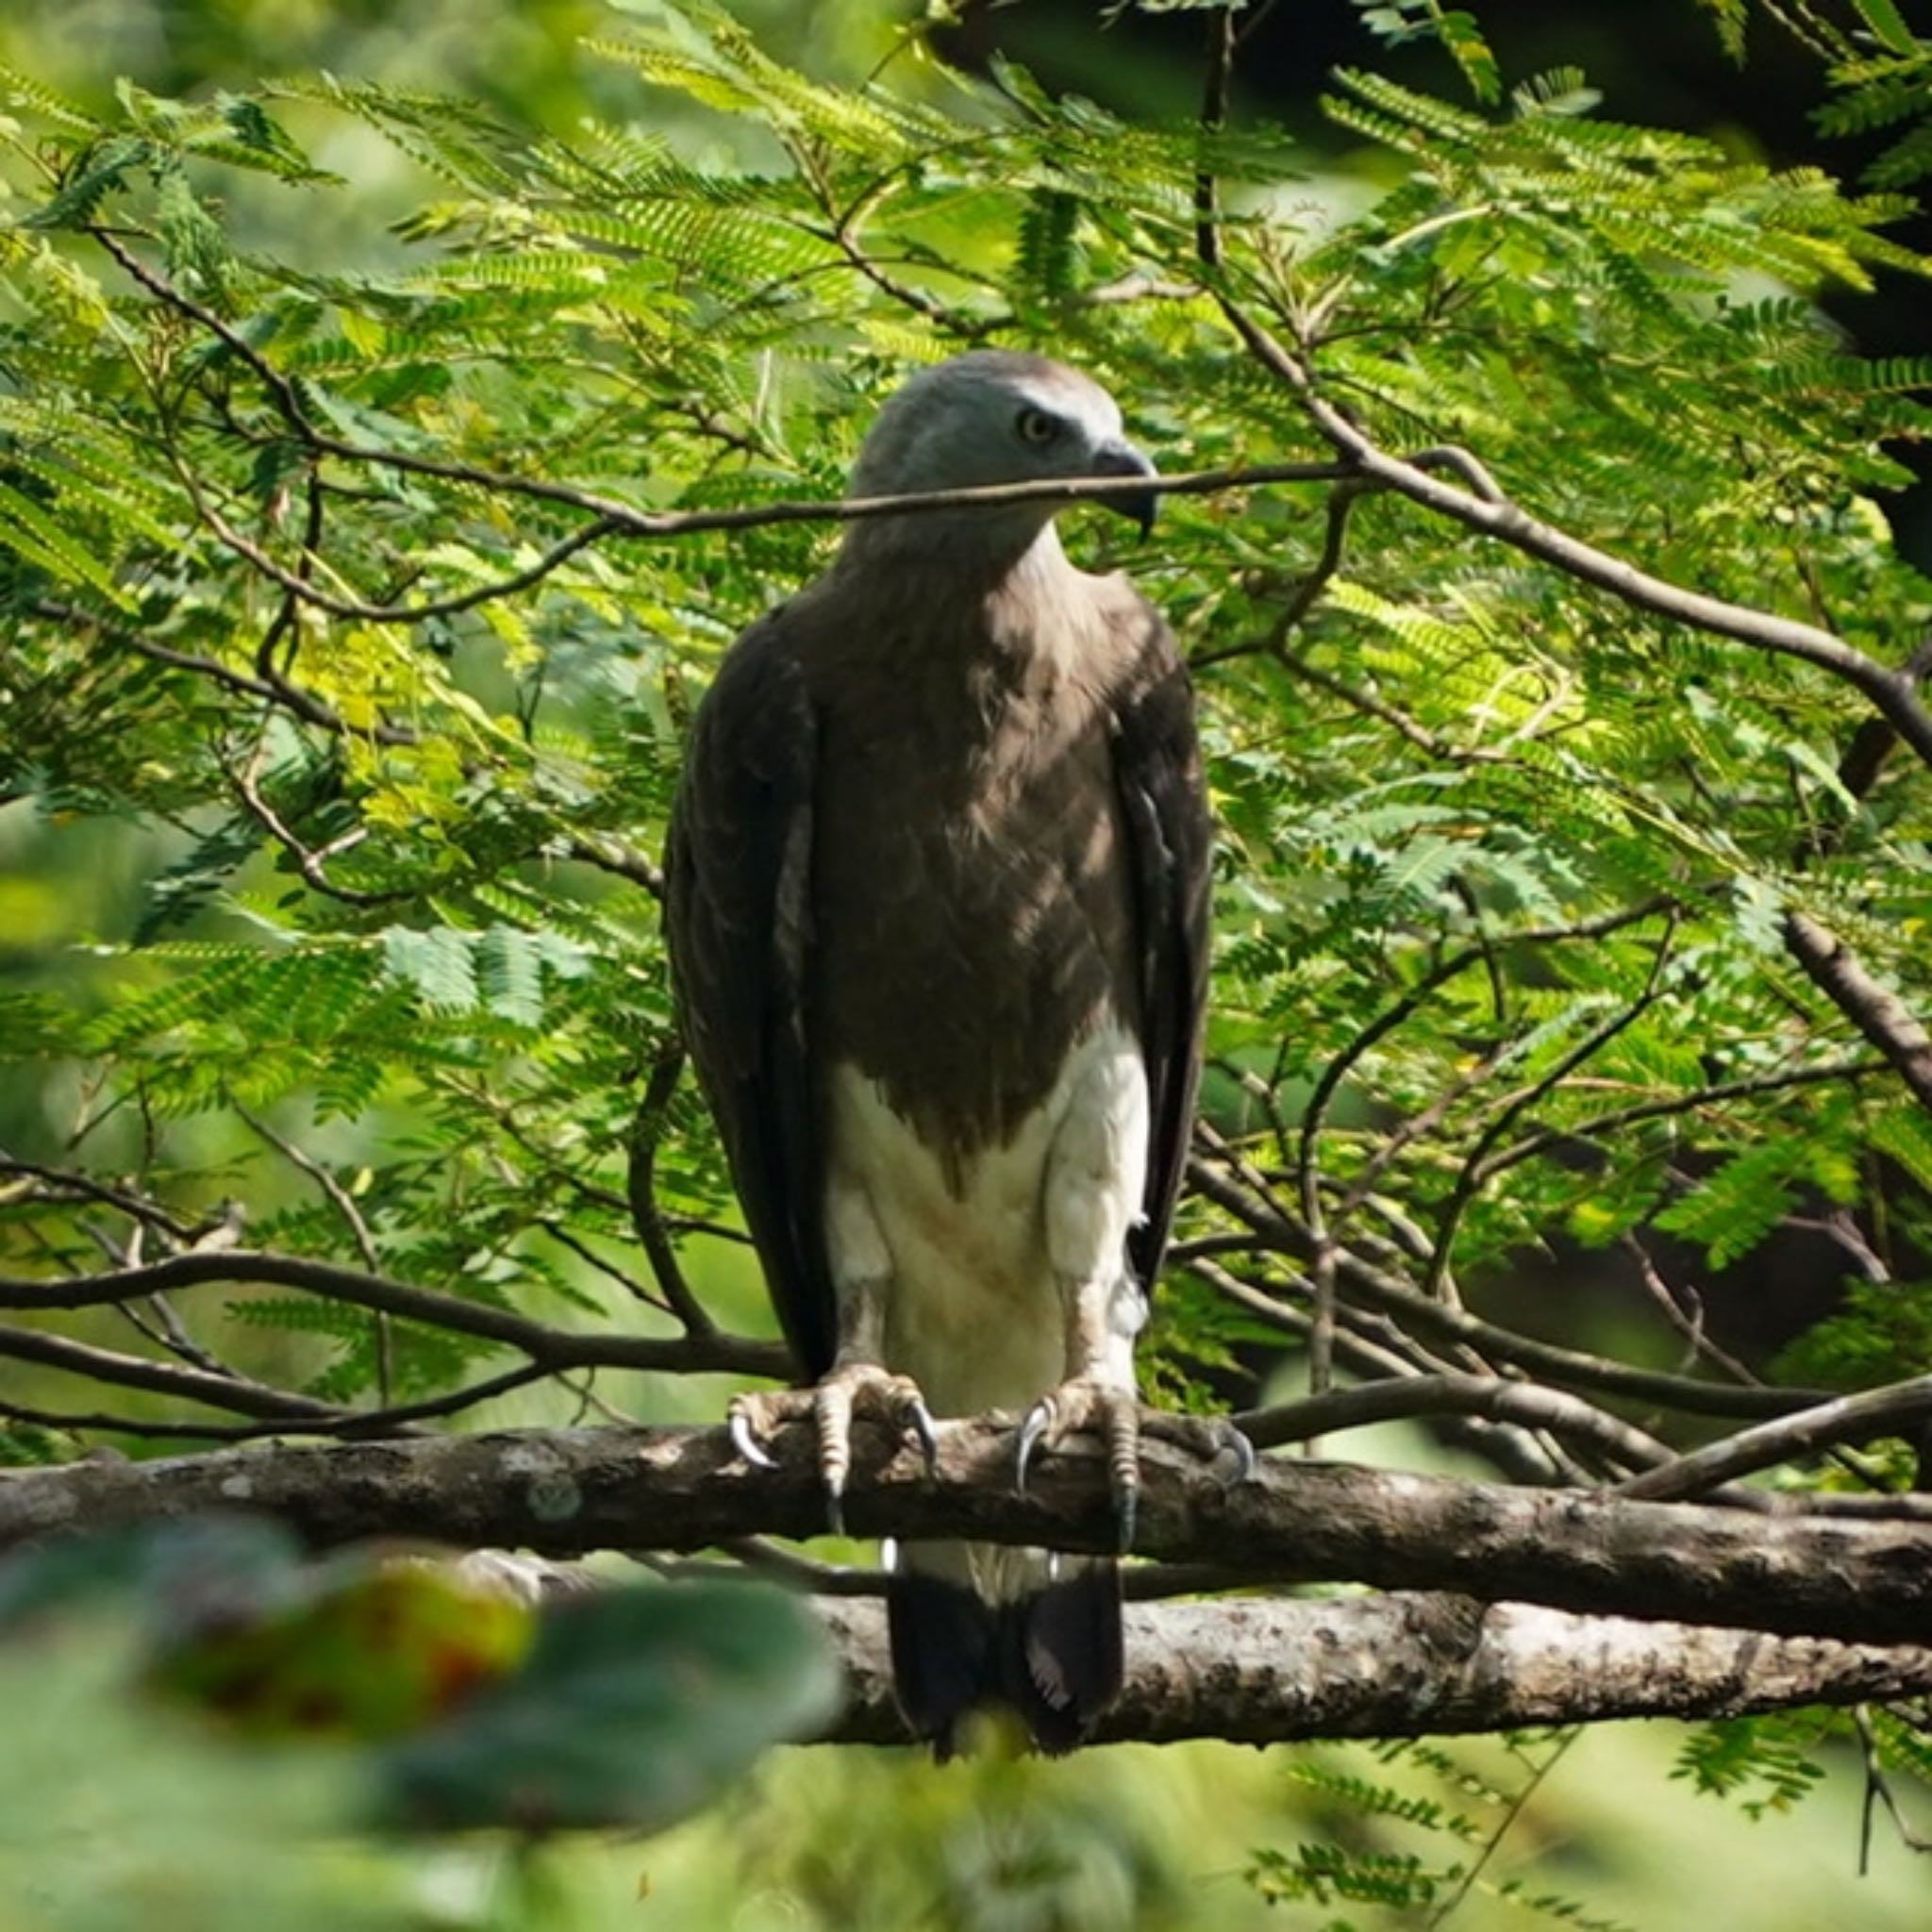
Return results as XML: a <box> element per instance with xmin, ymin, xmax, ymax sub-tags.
<box><xmin>841</xmin><ymin>350</ymin><xmax>1159</xmax><ymax>566</ymax></box>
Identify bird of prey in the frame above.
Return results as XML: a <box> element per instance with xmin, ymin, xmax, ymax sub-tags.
<box><xmin>664</xmin><ymin>350</ymin><xmax>1222</xmax><ymax>1754</ymax></box>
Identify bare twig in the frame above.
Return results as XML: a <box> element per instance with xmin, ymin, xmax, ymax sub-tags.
<box><xmin>0</xmin><ymin>1322</ymin><xmax>347</xmax><ymax>1424</ymax></box>
<box><xmin>1474</xmin><ymin>1056</ymin><xmax>1887</xmax><ymax>1187</ymax></box>
<box><xmin>1237</xmin><ymin>1372</ymin><xmax>1674</xmax><ymax>1476</ymax></box>
<box><xmin>1185</xmin><ymin>1156</ymin><xmax>1830</xmax><ymax>1420</ymax></box>
<box><xmin>1857</xmin><ymin>1707</ymin><xmax>1932</xmax><ymax>1869</ymax></box>
<box><xmin>625</xmin><ymin>1039</ymin><xmax>716</xmax><ymax>1338</ymax></box>
<box><xmin>558</xmin><ymin>834</ymin><xmax>665</xmax><ymax>897</ymax></box>
<box><xmin>1193</xmin><ymin>3</ymin><xmax>1236</xmax><ymax>272</ymax></box>
<box><xmin>1617</xmin><ymin>1374</ymin><xmax>1932</xmax><ymax>1503</ymax></box>
<box><xmin>1423</xmin><ymin>924</ymin><xmax>1677</xmax><ymax>1297</ymax></box>
<box><xmin>0</xmin><ymin>1250</ymin><xmax>786</xmax><ymax>1381</ymax></box>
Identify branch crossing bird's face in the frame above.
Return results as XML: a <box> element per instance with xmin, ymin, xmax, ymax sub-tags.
<box><xmin>847</xmin><ymin>350</ymin><xmax>1160</xmax><ymax>540</ymax></box>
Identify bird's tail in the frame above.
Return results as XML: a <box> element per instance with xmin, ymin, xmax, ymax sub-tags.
<box><xmin>887</xmin><ymin>1546</ymin><xmax>1122</xmax><ymax>1757</ymax></box>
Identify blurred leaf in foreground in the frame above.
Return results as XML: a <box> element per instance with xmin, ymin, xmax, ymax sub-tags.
<box><xmin>376</xmin><ymin>1578</ymin><xmax>843</xmax><ymax>1834</ymax></box>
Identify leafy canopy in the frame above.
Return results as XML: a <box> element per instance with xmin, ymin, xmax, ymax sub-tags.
<box><xmin>1</xmin><ymin>0</ymin><xmax>1931</xmax><ymax>1910</ymax></box>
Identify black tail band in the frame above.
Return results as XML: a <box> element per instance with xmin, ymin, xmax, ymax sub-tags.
<box><xmin>886</xmin><ymin>1563</ymin><xmax>1123</xmax><ymax>1758</ymax></box>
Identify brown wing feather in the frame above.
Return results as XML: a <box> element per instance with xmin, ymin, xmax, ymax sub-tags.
<box><xmin>1109</xmin><ymin>605</ymin><xmax>1212</xmax><ymax>1293</ymax></box>
<box><xmin>663</xmin><ymin>610</ymin><xmax>837</xmax><ymax>1379</ymax></box>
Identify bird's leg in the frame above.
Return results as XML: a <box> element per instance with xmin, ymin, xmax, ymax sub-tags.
<box><xmin>1015</xmin><ymin>1045</ymin><xmax>1153</xmax><ymax>1547</ymax></box>
<box><xmin>1014</xmin><ymin>1267</ymin><xmax>1147</xmax><ymax>1546</ymax></box>
<box><xmin>728</xmin><ymin>1176</ymin><xmax>936</xmax><ymax>1534</ymax></box>
<box><xmin>1013</xmin><ymin>1280</ymin><xmax>1255</xmax><ymax>1547</ymax></box>
<box><xmin>1017</xmin><ymin>1045</ymin><xmax>1254</xmax><ymax>1546</ymax></box>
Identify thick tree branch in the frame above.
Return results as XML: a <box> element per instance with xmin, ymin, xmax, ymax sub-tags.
<box><xmin>5</xmin><ymin>1420</ymin><xmax>1930</xmax><ymax>1647</ymax></box>
<box><xmin>810</xmin><ymin>1597</ymin><xmax>1932</xmax><ymax>1745</ymax></box>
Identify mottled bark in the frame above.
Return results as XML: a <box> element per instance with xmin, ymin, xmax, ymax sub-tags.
<box><xmin>4</xmin><ymin>1419</ymin><xmax>1929</xmax><ymax>1653</ymax></box>
<box><xmin>813</xmin><ymin>1596</ymin><xmax>1932</xmax><ymax>1744</ymax></box>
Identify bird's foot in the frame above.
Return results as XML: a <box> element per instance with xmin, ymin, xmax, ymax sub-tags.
<box><xmin>1141</xmin><ymin>1407</ymin><xmax>1257</xmax><ymax>1485</ymax></box>
<box><xmin>1015</xmin><ymin>1384</ymin><xmax>1256</xmax><ymax>1551</ymax></box>
<box><xmin>729</xmin><ymin>1363</ymin><xmax>938</xmax><ymax>1535</ymax></box>
<box><xmin>1014</xmin><ymin>1376</ymin><xmax>1142</xmax><ymax>1550</ymax></box>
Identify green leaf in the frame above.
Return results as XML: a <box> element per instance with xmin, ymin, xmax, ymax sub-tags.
<box><xmin>1848</xmin><ymin>0</ymin><xmax>1920</xmax><ymax>58</ymax></box>
<box><xmin>380</xmin><ymin>924</ymin><xmax>479</xmax><ymax>1010</ymax></box>
<box><xmin>1652</xmin><ymin>1141</ymin><xmax>1803</xmax><ymax>1268</ymax></box>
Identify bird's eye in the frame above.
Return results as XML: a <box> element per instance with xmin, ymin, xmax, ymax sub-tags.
<box><xmin>1015</xmin><ymin>406</ymin><xmax>1061</xmax><ymax>447</ymax></box>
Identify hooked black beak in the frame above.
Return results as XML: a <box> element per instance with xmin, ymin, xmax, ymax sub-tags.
<box><xmin>1090</xmin><ymin>440</ymin><xmax>1159</xmax><ymax>539</ymax></box>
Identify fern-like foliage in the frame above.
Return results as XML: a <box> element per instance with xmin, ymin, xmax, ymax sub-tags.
<box><xmin>1249</xmin><ymin>1734</ymin><xmax>1636</xmax><ymax>1930</ymax></box>
<box><xmin>0</xmin><ymin>14</ymin><xmax>1930</xmax><ymax>1891</ymax></box>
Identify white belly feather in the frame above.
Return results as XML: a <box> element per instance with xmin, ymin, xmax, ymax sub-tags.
<box><xmin>822</xmin><ymin>1018</ymin><xmax>1150</xmax><ymax>1422</ymax></box>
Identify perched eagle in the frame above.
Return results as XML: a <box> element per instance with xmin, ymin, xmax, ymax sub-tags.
<box><xmin>664</xmin><ymin>351</ymin><xmax>1213</xmax><ymax>1754</ymax></box>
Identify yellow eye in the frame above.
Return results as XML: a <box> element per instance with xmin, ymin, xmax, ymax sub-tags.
<box><xmin>1015</xmin><ymin>406</ymin><xmax>1060</xmax><ymax>447</ymax></box>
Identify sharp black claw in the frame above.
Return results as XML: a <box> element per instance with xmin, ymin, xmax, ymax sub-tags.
<box><xmin>1224</xmin><ymin>1423</ymin><xmax>1257</xmax><ymax>1484</ymax></box>
<box><xmin>1015</xmin><ymin>1399</ymin><xmax>1053</xmax><ymax>1491</ymax></box>
<box><xmin>730</xmin><ymin>1409</ymin><xmax>777</xmax><ymax>1471</ymax></box>
<box><xmin>908</xmin><ymin>1398</ymin><xmax>940</xmax><ymax>1474</ymax></box>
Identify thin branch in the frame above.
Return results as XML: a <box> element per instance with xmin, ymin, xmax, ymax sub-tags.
<box><xmin>262</xmin><ymin>463</ymin><xmax>324</xmax><ymax>670</ymax></box>
<box><xmin>0</xmin><ymin>1156</ymin><xmax>197</xmax><ymax>1244</ymax></box>
<box><xmin>1826</xmin><ymin>633</ymin><xmax>1932</xmax><ymax>833</ymax></box>
<box><xmin>1190</xmin><ymin>483</ymin><xmax>1364</xmax><ymax>674</ymax></box>
<box><xmin>0</xmin><ymin>1250</ymin><xmax>787</xmax><ymax>1380</ymax></box>
<box><xmin>94</xmin><ymin>229</ymin><xmax>1356</xmax><ymax>545</ymax></box>
<box><xmin>1185</xmin><ymin>1157</ymin><xmax>1830</xmax><ymax>1420</ymax></box>
<box><xmin>1337</xmin><ymin>1038</ymin><xmax>1516</xmax><ymax>1217</ymax></box>
<box><xmin>234</xmin><ymin>1104</ymin><xmax>395</xmax><ymax>1405</ymax></box>
<box><xmin>0</xmin><ymin>1322</ymin><xmax>347</xmax><ymax>1423</ymax></box>
<box><xmin>1237</xmin><ymin>1373</ymin><xmax>1674</xmax><ymax>1476</ymax></box>
<box><xmin>1857</xmin><ymin>1707</ymin><xmax>1932</xmax><ymax>1868</ymax></box>
<box><xmin>1187</xmin><ymin>1256</ymin><xmax>1455</xmax><ymax>1387</ymax></box>
<box><xmin>234</xmin><ymin>1108</ymin><xmax>381</xmax><ymax>1274</ymax></box>
<box><xmin>1193</xmin><ymin>2</ymin><xmax>1236</xmax><ymax>272</ymax></box>
<box><xmin>625</xmin><ymin>1039</ymin><xmax>715</xmax><ymax>1337</ymax></box>
<box><xmin>1293</xmin><ymin>899</ymin><xmax>1677</xmax><ymax>1240</ymax></box>
<box><xmin>1617</xmin><ymin>1374</ymin><xmax>1932</xmax><ymax>1503</ymax></box>
<box><xmin>557</xmin><ymin>834</ymin><xmax>665</xmax><ymax>898</ymax></box>
<box><xmin>1474</xmin><ymin>1056</ymin><xmax>1887</xmax><ymax>1187</ymax></box>
<box><xmin>195</xmin><ymin>498</ymin><xmax>623</xmax><ymax>625</ymax></box>
<box><xmin>24</xmin><ymin>598</ymin><xmax>413</xmax><ymax>744</ymax></box>
<box><xmin>7</xmin><ymin>1358</ymin><xmax>558</xmax><ymax>1442</ymax></box>
<box><xmin>226</xmin><ymin>753</ymin><xmax>395</xmax><ymax>905</ymax></box>
<box><xmin>1781</xmin><ymin>910</ymin><xmax>1932</xmax><ymax>1114</ymax></box>
<box><xmin>1213</xmin><ymin>292</ymin><xmax>1932</xmax><ymax>770</ymax></box>
<box><xmin>1270</xmin><ymin>640</ymin><xmax>1507</xmax><ymax>761</ymax></box>
<box><xmin>1623</xmin><ymin>1233</ymin><xmax>1762</xmax><ymax>1387</ymax></box>
<box><xmin>82</xmin><ymin>229</ymin><xmax>1932</xmax><ymax>790</ymax></box>
<box><xmin>1423</xmin><ymin>923</ymin><xmax>1676</xmax><ymax>1296</ymax></box>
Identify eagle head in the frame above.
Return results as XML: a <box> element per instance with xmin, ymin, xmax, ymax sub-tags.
<box><xmin>846</xmin><ymin>351</ymin><xmax>1160</xmax><ymax>542</ymax></box>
